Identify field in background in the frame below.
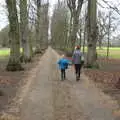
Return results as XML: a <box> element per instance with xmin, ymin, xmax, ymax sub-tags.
<box><xmin>0</xmin><ymin>48</ymin><xmax>23</xmax><ymax>57</ymax></box>
<box><xmin>81</xmin><ymin>47</ymin><xmax>120</xmax><ymax>59</ymax></box>
<box><xmin>0</xmin><ymin>48</ymin><xmax>10</xmax><ymax>57</ymax></box>
<box><xmin>84</xmin><ymin>47</ymin><xmax>120</xmax><ymax>105</ymax></box>
<box><xmin>96</xmin><ymin>47</ymin><xmax>120</xmax><ymax>59</ymax></box>
<box><xmin>0</xmin><ymin>47</ymin><xmax>119</xmax><ymax>59</ymax></box>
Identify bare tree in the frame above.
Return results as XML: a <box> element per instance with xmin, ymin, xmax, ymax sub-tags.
<box><xmin>97</xmin><ymin>11</ymin><xmax>108</xmax><ymax>48</ymax></box>
<box><xmin>51</xmin><ymin>1</ymin><xmax>69</xmax><ymax>50</ymax></box>
<box><xmin>35</xmin><ymin>0</ymin><xmax>42</xmax><ymax>53</ymax></box>
<box><xmin>67</xmin><ymin>0</ymin><xmax>84</xmax><ymax>51</ymax></box>
<box><xmin>20</xmin><ymin>0</ymin><xmax>32</xmax><ymax>62</ymax></box>
<box><xmin>86</xmin><ymin>0</ymin><xmax>98</xmax><ymax>67</ymax></box>
<box><xmin>39</xmin><ymin>2</ymin><xmax>49</xmax><ymax>49</ymax></box>
<box><xmin>107</xmin><ymin>10</ymin><xmax>112</xmax><ymax>59</ymax></box>
<box><xmin>6</xmin><ymin>0</ymin><xmax>23</xmax><ymax>71</ymax></box>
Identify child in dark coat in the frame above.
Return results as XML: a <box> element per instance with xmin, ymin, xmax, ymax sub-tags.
<box><xmin>57</xmin><ymin>54</ymin><xmax>71</xmax><ymax>80</ymax></box>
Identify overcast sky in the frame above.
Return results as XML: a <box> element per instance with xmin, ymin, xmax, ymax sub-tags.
<box><xmin>0</xmin><ymin>0</ymin><xmax>120</xmax><ymax>35</ymax></box>
<box><xmin>0</xmin><ymin>0</ymin><xmax>58</xmax><ymax>30</ymax></box>
<box><xmin>0</xmin><ymin>0</ymin><xmax>7</xmax><ymax>30</ymax></box>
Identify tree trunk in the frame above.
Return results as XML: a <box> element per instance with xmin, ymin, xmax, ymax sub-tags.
<box><xmin>29</xmin><ymin>26</ymin><xmax>34</xmax><ymax>57</ymax></box>
<box><xmin>20</xmin><ymin>0</ymin><xmax>32</xmax><ymax>62</ymax></box>
<box><xmin>86</xmin><ymin>0</ymin><xmax>97</xmax><ymax>67</ymax></box>
<box><xmin>83</xmin><ymin>24</ymin><xmax>86</xmax><ymax>53</ymax></box>
<box><xmin>98</xmin><ymin>37</ymin><xmax>102</xmax><ymax>49</ymax></box>
<box><xmin>67</xmin><ymin>0</ymin><xmax>84</xmax><ymax>52</ymax></box>
<box><xmin>107</xmin><ymin>11</ymin><xmax>111</xmax><ymax>59</ymax></box>
<box><xmin>35</xmin><ymin>0</ymin><xmax>41</xmax><ymax>54</ymax></box>
<box><xmin>79</xmin><ymin>23</ymin><xmax>82</xmax><ymax>49</ymax></box>
<box><xmin>6</xmin><ymin>0</ymin><xmax>23</xmax><ymax>71</ymax></box>
<box><xmin>39</xmin><ymin>3</ymin><xmax>49</xmax><ymax>50</ymax></box>
<box><xmin>67</xmin><ymin>14</ymin><xmax>73</xmax><ymax>49</ymax></box>
<box><xmin>83</xmin><ymin>6</ymin><xmax>87</xmax><ymax>53</ymax></box>
<box><xmin>70</xmin><ymin>14</ymin><xmax>79</xmax><ymax>52</ymax></box>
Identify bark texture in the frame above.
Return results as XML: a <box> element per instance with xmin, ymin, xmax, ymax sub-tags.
<box><xmin>86</xmin><ymin>0</ymin><xmax>98</xmax><ymax>67</ymax></box>
<box><xmin>6</xmin><ymin>0</ymin><xmax>23</xmax><ymax>71</ymax></box>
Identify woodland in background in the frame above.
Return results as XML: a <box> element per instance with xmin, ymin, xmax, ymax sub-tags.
<box><xmin>51</xmin><ymin>0</ymin><xmax>120</xmax><ymax>67</ymax></box>
<box><xmin>0</xmin><ymin>0</ymin><xmax>120</xmax><ymax>70</ymax></box>
<box><xmin>0</xmin><ymin>0</ymin><xmax>120</xmax><ymax>116</ymax></box>
<box><xmin>5</xmin><ymin>0</ymin><xmax>49</xmax><ymax>71</ymax></box>
<box><xmin>50</xmin><ymin>0</ymin><xmax>120</xmax><ymax>93</ymax></box>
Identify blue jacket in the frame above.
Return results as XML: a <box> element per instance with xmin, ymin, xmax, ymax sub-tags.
<box><xmin>57</xmin><ymin>58</ymin><xmax>70</xmax><ymax>70</ymax></box>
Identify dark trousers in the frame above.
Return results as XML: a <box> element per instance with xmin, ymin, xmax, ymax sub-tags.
<box><xmin>74</xmin><ymin>64</ymin><xmax>82</xmax><ymax>78</ymax></box>
<box><xmin>61</xmin><ymin>69</ymin><xmax>66</xmax><ymax>80</ymax></box>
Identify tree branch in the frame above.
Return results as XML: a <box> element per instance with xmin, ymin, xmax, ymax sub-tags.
<box><xmin>102</xmin><ymin>0</ymin><xmax>120</xmax><ymax>16</ymax></box>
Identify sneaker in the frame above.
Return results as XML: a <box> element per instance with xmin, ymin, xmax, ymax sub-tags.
<box><xmin>76</xmin><ymin>76</ymin><xmax>78</xmax><ymax>81</ymax></box>
<box><xmin>76</xmin><ymin>75</ymin><xmax>80</xmax><ymax>81</ymax></box>
<box><xmin>77</xmin><ymin>77</ymin><xmax>80</xmax><ymax>81</ymax></box>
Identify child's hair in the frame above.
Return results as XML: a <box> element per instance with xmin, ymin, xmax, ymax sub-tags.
<box><xmin>75</xmin><ymin>46</ymin><xmax>77</xmax><ymax>50</ymax></box>
<box><xmin>61</xmin><ymin>54</ymin><xmax>65</xmax><ymax>58</ymax></box>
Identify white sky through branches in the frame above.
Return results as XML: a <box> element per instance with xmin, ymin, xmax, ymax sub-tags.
<box><xmin>0</xmin><ymin>0</ymin><xmax>120</xmax><ymax>37</ymax></box>
<box><xmin>0</xmin><ymin>0</ymin><xmax>58</xmax><ymax>30</ymax></box>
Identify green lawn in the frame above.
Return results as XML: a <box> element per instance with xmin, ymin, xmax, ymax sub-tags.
<box><xmin>0</xmin><ymin>47</ymin><xmax>119</xmax><ymax>59</ymax></box>
<box><xmin>80</xmin><ymin>47</ymin><xmax>120</xmax><ymax>59</ymax></box>
<box><xmin>96</xmin><ymin>47</ymin><xmax>120</xmax><ymax>59</ymax></box>
<box><xmin>0</xmin><ymin>48</ymin><xmax>23</xmax><ymax>57</ymax></box>
<box><xmin>0</xmin><ymin>49</ymin><xmax>10</xmax><ymax>56</ymax></box>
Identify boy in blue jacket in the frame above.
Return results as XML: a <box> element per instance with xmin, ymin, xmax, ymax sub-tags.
<box><xmin>57</xmin><ymin>54</ymin><xmax>71</xmax><ymax>81</ymax></box>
